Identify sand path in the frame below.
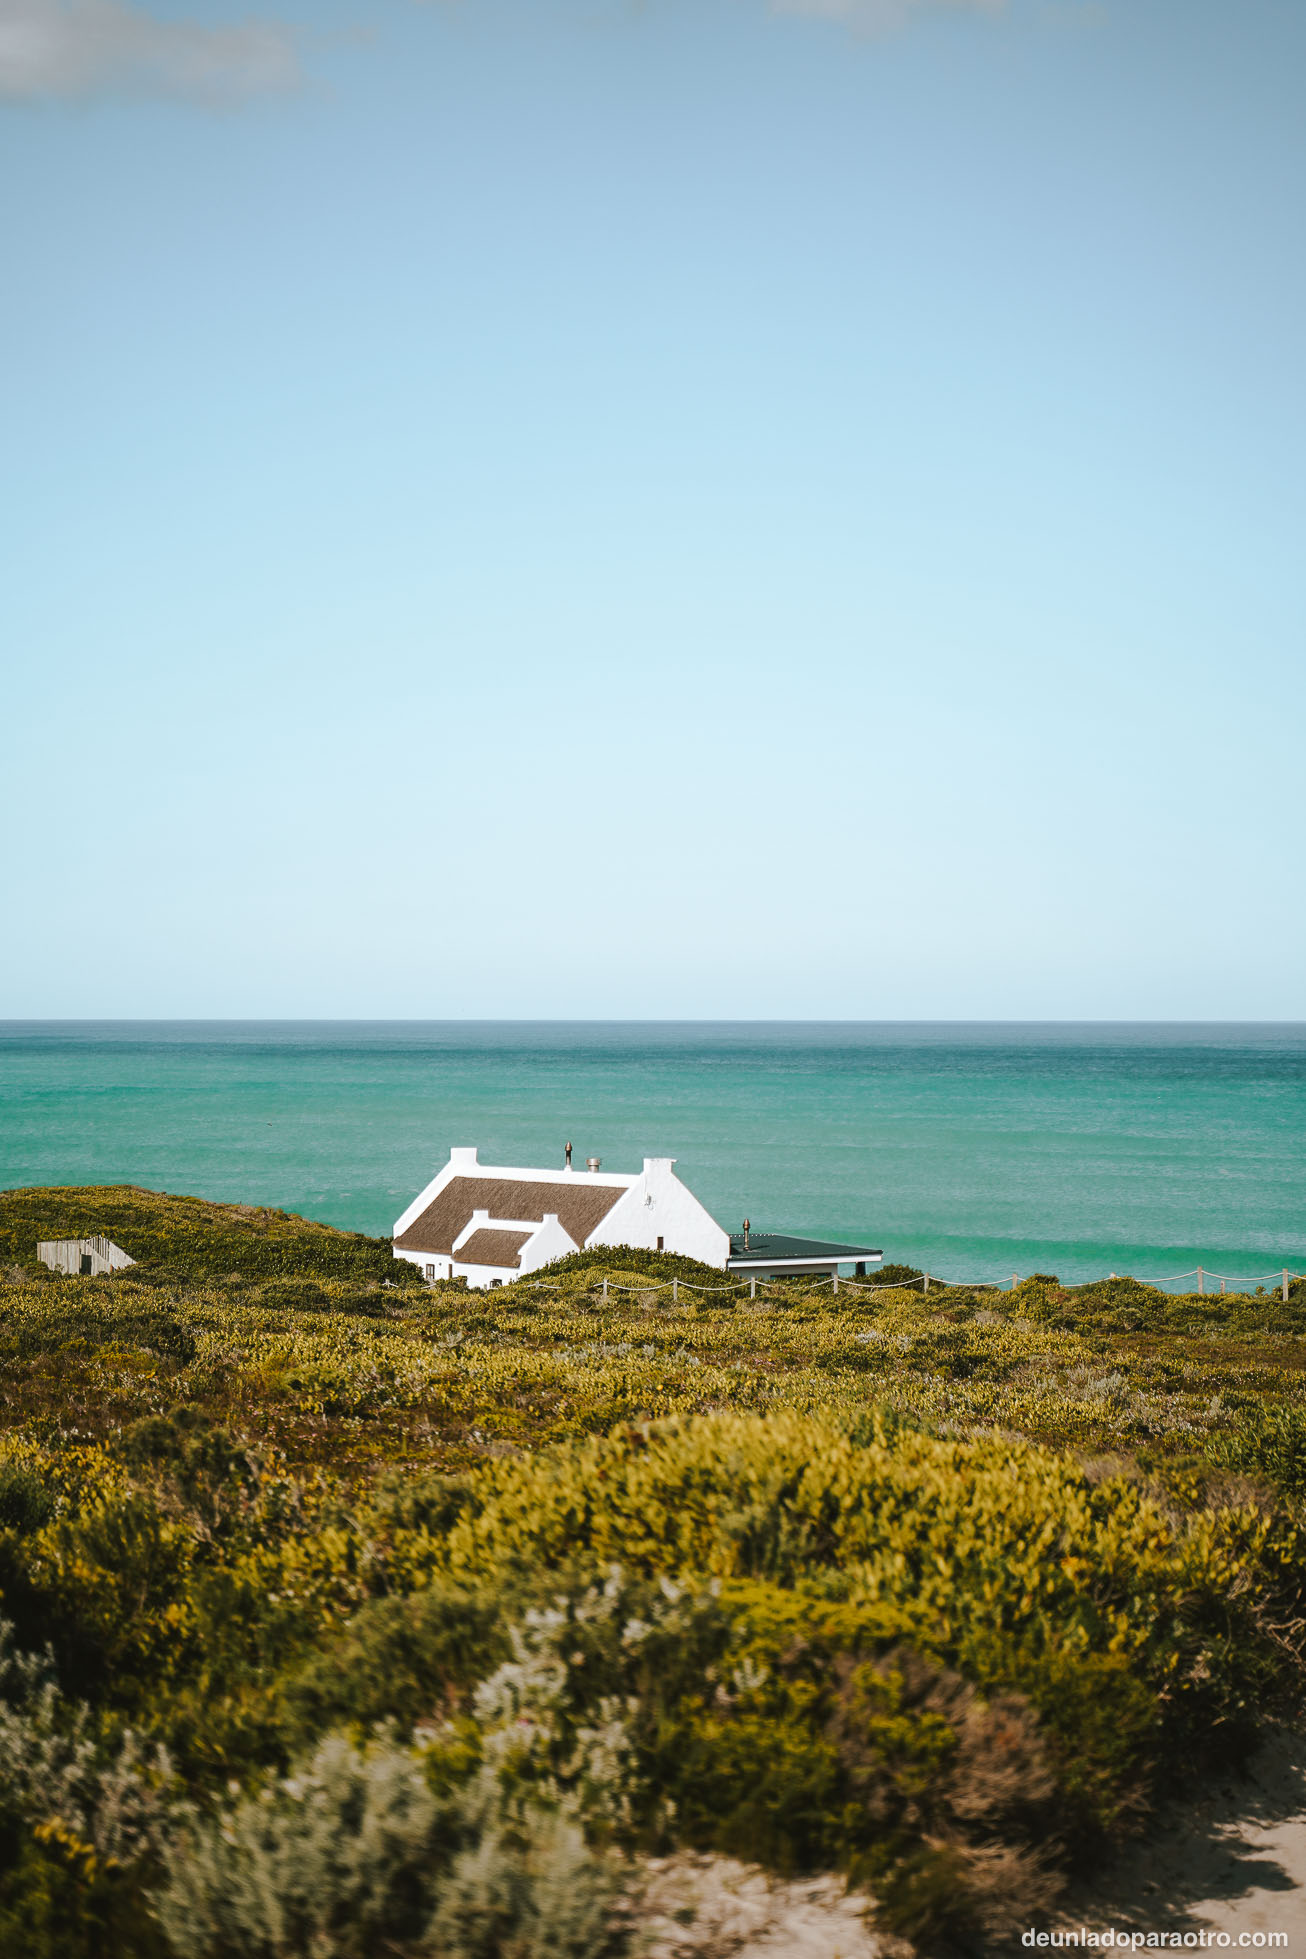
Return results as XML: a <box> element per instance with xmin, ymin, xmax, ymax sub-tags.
<box><xmin>637</xmin><ymin>1733</ymin><xmax>1306</xmax><ymax>1957</ymax></box>
<box><xmin>1055</xmin><ymin>1731</ymin><xmax>1306</xmax><ymax>1951</ymax></box>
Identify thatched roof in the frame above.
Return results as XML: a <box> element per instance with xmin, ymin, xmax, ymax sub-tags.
<box><xmin>394</xmin><ymin>1177</ymin><xmax>623</xmax><ymax>1257</ymax></box>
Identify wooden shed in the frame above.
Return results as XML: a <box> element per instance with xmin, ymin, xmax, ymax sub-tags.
<box><xmin>37</xmin><ymin>1236</ymin><xmax>135</xmax><ymax>1278</ymax></box>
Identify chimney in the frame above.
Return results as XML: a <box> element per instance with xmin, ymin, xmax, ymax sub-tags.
<box><xmin>565</xmin><ymin>1141</ymin><xmax>573</xmax><ymax>1169</ymax></box>
<box><xmin>743</xmin><ymin>1218</ymin><xmax>750</xmax><ymax>1250</ymax></box>
<box><xmin>449</xmin><ymin>1147</ymin><xmax>479</xmax><ymax>1169</ymax></box>
<box><xmin>586</xmin><ymin>1156</ymin><xmax>601</xmax><ymax>1173</ymax></box>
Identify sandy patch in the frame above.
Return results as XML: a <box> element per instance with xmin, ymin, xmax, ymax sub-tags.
<box><xmin>637</xmin><ymin>1853</ymin><xmax>881</xmax><ymax>1958</ymax></box>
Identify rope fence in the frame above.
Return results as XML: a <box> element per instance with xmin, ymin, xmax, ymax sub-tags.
<box><xmin>525</xmin><ymin>1265</ymin><xmax>1305</xmax><ymax>1305</ymax></box>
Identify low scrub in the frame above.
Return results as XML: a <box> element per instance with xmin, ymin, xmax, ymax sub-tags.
<box><xmin>0</xmin><ymin>1185</ymin><xmax>1302</xmax><ymax>1954</ymax></box>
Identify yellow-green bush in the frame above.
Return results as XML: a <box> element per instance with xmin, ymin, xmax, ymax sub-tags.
<box><xmin>435</xmin><ymin>1411</ymin><xmax>1302</xmax><ymax>1816</ymax></box>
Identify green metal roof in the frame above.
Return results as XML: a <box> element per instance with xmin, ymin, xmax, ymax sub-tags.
<box><xmin>727</xmin><ymin>1232</ymin><xmax>883</xmax><ymax>1265</ymax></box>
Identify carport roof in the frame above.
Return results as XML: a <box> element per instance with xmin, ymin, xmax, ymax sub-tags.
<box><xmin>726</xmin><ymin>1232</ymin><xmax>882</xmax><ymax>1268</ymax></box>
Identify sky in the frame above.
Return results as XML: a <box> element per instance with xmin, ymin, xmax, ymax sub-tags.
<box><xmin>1</xmin><ymin>0</ymin><xmax>1303</xmax><ymax>1019</ymax></box>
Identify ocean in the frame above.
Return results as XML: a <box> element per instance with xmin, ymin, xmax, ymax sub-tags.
<box><xmin>1</xmin><ymin>1021</ymin><xmax>1303</xmax><ymax>1287</ymax></box>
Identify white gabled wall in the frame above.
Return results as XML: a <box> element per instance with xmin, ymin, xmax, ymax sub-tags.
<box><xmin>518</xmin><ymin>1214</ymin><xmax>579</xmax><ymax>1273</ymax></box>
<box><xmin>587</xmin><ymin>1158</ymin><xmax>729</xmax><ymax>1269</ymax></box>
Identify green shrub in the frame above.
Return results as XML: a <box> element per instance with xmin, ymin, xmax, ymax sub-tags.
<box><xmin>523</xmin><ymin>1244</ymin><xmax>742</xmax><ymax>1290</ymax></box>
<box><xmin>157</xmin><ymin>1735</ymin><xmax>631</xmax><ymax>1959</ymax></box>
<box><xmin>1208</xmin><ymin>1401</ymin><xmax>1306</xmax><ymax>1499</ymax></box>
<box><xmin>425</xmin><ymin>1804</ymin><xmax>631</xmax><ymax>1959</ymax></box>
<box><xmin>0</xmin><ymin>1623</ymin><xmax>174</xmax><ymax>1959</ymax></box>
<box><xmin>0</xmin><ymin>1464</ymin><xmax>55</xmax><ymax>1536</ymax></box>
<box><xmin>865</xmin><ymin>1264</ymin><xmax>926</xmax><ymax>1288</ymax></box>
<box><xmin>285</xmin><ymin>1586</ymin><xmax>510</xmax><ymax>1740</ymax></box>
<box><xmin>158</xmin><ymin>1733</ymin><xmax>442</xmax><ymax>1958</ymax></box>
<box><xmin>27</xmin><ymin>1493</ymin><xmax>198</xmax><ymax>1698</ymax></box>
<box><xmin>0</xmin><ymin>1289</ymin><xmax>197</xmax><ymax>1364</ymax></box>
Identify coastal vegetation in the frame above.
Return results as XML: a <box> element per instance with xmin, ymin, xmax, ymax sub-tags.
<box><xmin>0</xmin><ymin>1184</ymin><xmax>1303</xmax><ymax>1955</ymax></box>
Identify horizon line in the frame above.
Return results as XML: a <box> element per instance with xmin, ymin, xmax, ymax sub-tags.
<box><xmin>3</xmin><ymin>1017</ymin><xmax>1305</xmax><ymax>1030</ymax></box>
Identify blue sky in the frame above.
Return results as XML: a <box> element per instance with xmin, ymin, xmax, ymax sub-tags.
<box><xmin>2</xmin><ymin>0</ymin><xmax>1303</xmax><ymax>1018</ymax></box>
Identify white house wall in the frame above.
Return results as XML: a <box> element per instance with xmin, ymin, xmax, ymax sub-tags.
<box><xmin>588</xmin><ymin>1159</ymin><xmax>730</xmax><ymax>1269</ymax></box>
<box><xmin>518</xmin><ymin>1215</ymin><xmax>579</xmax><ymax>1274</ymax></box>
<box><xmin>452</xmin><ymin>1261</ymin><xmax>519</xmax><ymax>1288</ymax></box>
<box><xmin>394</xmin><ymin>1247</ymin><xmax>453</xmax><ymax>1282</ymax></box>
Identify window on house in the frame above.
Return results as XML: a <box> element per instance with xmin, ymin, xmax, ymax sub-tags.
<box><xmin>490</xmin><ymin>1278</ymin><xmax>502</xmax><ymax>1287</ymax></box>
<box><xmin>80</xmin><ymin>1253</ymin><xmax>92</xmax><ymax>1275</ymax></box>
<box><xmin>657</xmin><ymin>1236</ymin><xmax>664</xmax><ymax>1251</ymax></box>
<box><xmin>425</xmin><ymin>1264</ymin><xmax>435</xmax><ymax>1282</ymax></box>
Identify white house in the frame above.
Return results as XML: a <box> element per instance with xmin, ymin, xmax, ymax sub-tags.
<box><xmin>392</xmin><ymin>1148</ymin><xmax>730</xmax><ymax>1287</ymax></box>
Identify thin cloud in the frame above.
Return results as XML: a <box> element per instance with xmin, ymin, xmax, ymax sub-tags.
<box><xmin>770</xmin><ymin>0</ymin><xmax>1005</xmax><ymax>31</ymax></box>
<box><xmin>0</xmin><ymin>0</ymin><xmax>303</xmax><ymax>102</ymax></box>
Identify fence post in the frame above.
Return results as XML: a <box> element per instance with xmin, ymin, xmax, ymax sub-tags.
<box><xmin>832</xmin><ymin>1272</ymin><xmax>838</xmax><ymax>1295</ymax></box>
<box><xmin>1197</xmin><ymin>1267</ymin><xmax>1203</xmax><ymax>1295</ymax></box>
<box><xmin>1011</xmin><ymin>1274</ymin><xmax>1018</xmax><ymax>1290</ymax></box>
<box><xmin>750</xmin><ymin>1277</ymin><xmax>756</xmax><ymax>1299</ymax></box>
<box><xmin>672</xmin><ymin>1278</ymin><xmax>677</xmax><ymax>1303</ymax></box>
<box><xmin>602</xmin><ymin>1277</ymin><xmax>608</xmax><ymax>1302</ymax></box>
<box><xmin>924</xmin><ymin>1272</ymin><xmax>929</xmax><ymax>1294</ymax></box>
<box><xmin>1284</xmin><ymin>1270</ymin><xmax>1290</xmax><ymax>1303</ymax></box>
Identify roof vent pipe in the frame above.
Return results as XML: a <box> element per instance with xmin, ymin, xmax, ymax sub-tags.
<box><xmin>586</xmin><ymin>1156</ymin><xmax>601</xmax><ymax>1173</ymax></box>
<box><xmin>743</xmin><ymin>1218</ymin><xmax>750</xmax><ymax>1250</ymax></box>
<box><xmin>565</xmin><ymin>1141</ymin><xmax>573</xmax><ymax>1168</ymax></box>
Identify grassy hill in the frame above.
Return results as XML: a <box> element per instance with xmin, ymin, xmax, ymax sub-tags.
<box><xmin>0</xmin><ymin>1184</ymin><xmax>1302</xmax><ymax>1956</ymax></box>
<box><xmin>0</xmin><ymin>1182</ymin><xmax>410</xmax><ymax>1288</ymax></box>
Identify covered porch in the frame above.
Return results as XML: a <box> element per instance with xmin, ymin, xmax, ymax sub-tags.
<box><xmin>726</xmin><ymin>1226</ymin><xmax>882</xmax><ymax>1282</ymax></box>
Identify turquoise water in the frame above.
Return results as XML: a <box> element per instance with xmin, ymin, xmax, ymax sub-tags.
<box><xmin>1</xmin><ymin>1022</ymin><xmax>1304</xmax><ymax>1287</ymax></box>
